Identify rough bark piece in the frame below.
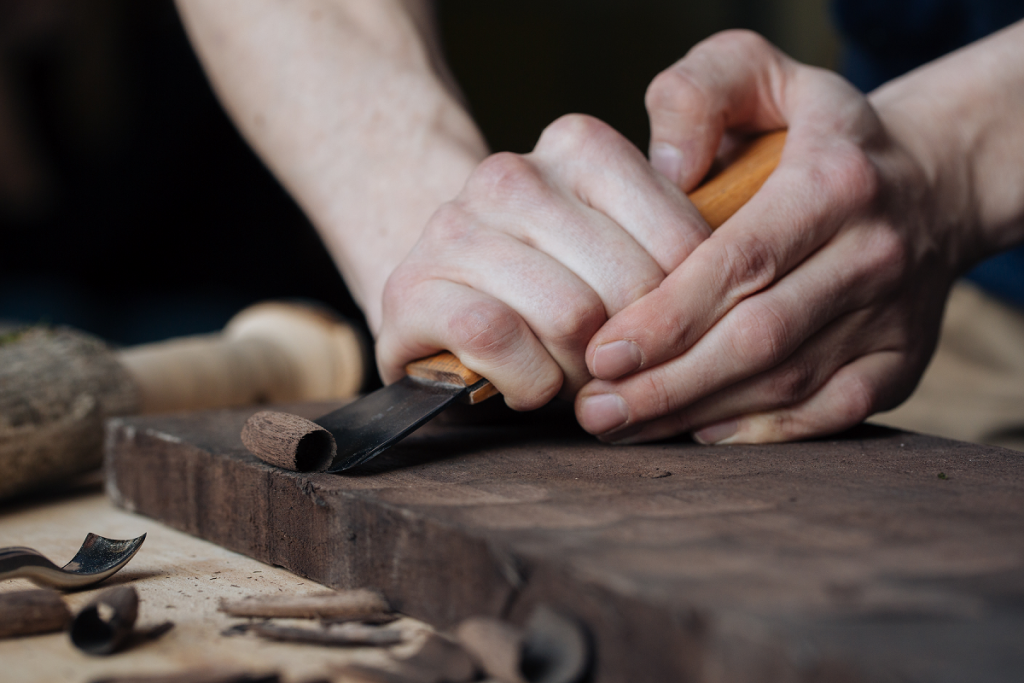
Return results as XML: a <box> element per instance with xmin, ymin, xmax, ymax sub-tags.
<box><xmin>240</xmin><ymin>411</ymin><xmax>336</xmax><ymax>472</ymax></box>
<box><xmin>106</xmin><ymin>405</ymin><xmax>1024</xmax><ymax>683</ymax></box>
<box><xmin>0</xmin><ymin>588</ymin><xmax>71</xmax><ymax>638</ymax></box>
<box><xmin>219</xmin><ymin>589</ymin><xmax>388</xmax><ymax>620</ymax></box>
<box><xmin>0</xmin><ymin>327</ymin><xmax>138</xmax><ymax>500</ymax></box>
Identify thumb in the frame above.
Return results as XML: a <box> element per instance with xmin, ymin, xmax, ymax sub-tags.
<box><xmin>645</xmin><ymin>30</ymin><xmax>792</xmax><ymax>190</ymax></box>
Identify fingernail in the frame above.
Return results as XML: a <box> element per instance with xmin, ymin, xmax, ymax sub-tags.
<box><xmin>592</xmin><ymin>340</ymin><xmax>643</xmax><ymax>379</ymax></box>
<box><xmin>649</xmin><ymin>142</ymin><xmax>683</xmax><ymax>185</ymax></box>
<box><xmin>693</xmin><ymin>420</ymin><xmax>738</xmax><ymax>445</ymax></box>
<box><xmin>600</xmin><ymin>423</ymin><xmax>645</xmax><ymax>444</ymax></box>
<box><xmin>579</xmin><ymin>394</ymin><xmax>629</xmax><ymax>435</ymax></box>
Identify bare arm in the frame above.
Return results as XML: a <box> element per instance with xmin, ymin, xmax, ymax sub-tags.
<box><xmin>174</xmin><ymin>0</ymin><xmax>488</xmax><ymax>333</ymax></box>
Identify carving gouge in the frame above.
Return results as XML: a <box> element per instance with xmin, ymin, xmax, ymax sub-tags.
<box><xmin>241</xmin><ymin>130</ymin><xmax>787</xmax><ymax>473</ymax></box>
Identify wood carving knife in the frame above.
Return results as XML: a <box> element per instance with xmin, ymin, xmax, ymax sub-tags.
<box><xmin>241</xmin><ymin>130</ymin><xmax>788</xmax><ymax>473</ymax></box>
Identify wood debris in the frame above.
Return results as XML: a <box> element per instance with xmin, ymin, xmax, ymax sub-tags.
<box><xmin>0</xmin><ymin>588</ymin><xmax>70</xmax><ymax>638</ymax></box>
<box><xmin>218</xmin><ymin>589</ymin><xmax>389</xmax><ymax>621</ymax></box>
<box><xmin>397</xmin><ymin>632</ymin><xmax>476</xmax><ymax>682</ymax></box>
<box><xmin>247</xmin><ymin>621</ymin><xmax>405</xmax><ymax>647</ymax></box>
<box><xmin>70</xmin><ymin>585</ymin><xmax>140</xmax><ymax>655</ymax></box>
<box><xmin>456</xmin><ymin>617</ymin><xmax>525</xmax><ymax>683</ymax></box>
<box><xmin>89</xmin><ymin>670</ymin><xmax>281</xmax><ymax>683</ymax></box>
<box><xmin>454</xmin><ymin>605</ymin><xmax>590</xmax><ymax>683</ymax></box>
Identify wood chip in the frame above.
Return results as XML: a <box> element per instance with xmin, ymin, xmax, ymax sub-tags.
<box><xmin>331</xmin><ymin>664</ymin><xmax>419</xmax><ymax>683</ymax></box>
<box><xmin>0</xmin><ymin>588</ymin><xmax>70</xmax><ymax>639</ymax></box>
<box><xmin>218</xmin><ymin>589</ymin><xmax>390</xmax><ymax>620</ymax></box>
<box><xmin>70</xmin><ymin>585</ymin><xmax>140</xmax><ymax>655</ymax></box>
<box><xmin>519</xmin><ymin>606</ymin><xmax>590</xmax><ymax>683</ymax></box>
<box><xmin>89</xmin><ymin>670</ymin><xmax>280</xmax><ymax>683</ymax></box>
<box><xmin>248</xmin><ymin>621</ymin><xmax>405</xmax><ymax>647</ymax></box>
<box><xmin>456</xmin><ymin>617</ymin><xmax>525</xmax><ymax>683</ymax></box>
<box><xmin>398</xmin><ymin>632</ymin><xmax>476</xmax><ymax>682</ymax></box>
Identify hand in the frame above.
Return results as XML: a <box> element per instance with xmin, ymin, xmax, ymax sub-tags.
<box><xmin>376</xmin><ymin>114</ymin><xmax>712</xmax><ymax>410</ymax></box>
<box><xmin>575</xmin><ymin>30</ymin><xmax>971</xmax><ymax>445</ymax></box>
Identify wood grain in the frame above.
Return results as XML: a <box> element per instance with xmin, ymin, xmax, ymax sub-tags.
<box><xmin>240</xmin><ymin>410</ymin><xmax>335</xmax><ymax>472</ymax></box>
<box><xmin>689</xmin><ymin>129</ymin><xmax>786</xmax><ymax>229</ymax></box>
<box><xmin>108</xmin><ymin>405</ymin><xmax>1024</xmax><ymax>683</ymax></box>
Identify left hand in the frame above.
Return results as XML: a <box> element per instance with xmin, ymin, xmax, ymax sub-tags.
<box><xmin>575</xmin><ymin>30</ymin><xmax>970</xmax><ymax>445</ymax></box>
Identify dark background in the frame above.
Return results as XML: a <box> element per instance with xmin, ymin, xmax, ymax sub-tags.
<box><xmin>0</xmin><ymin>0</ymin><xmax>837</xmax><ymax>351</ymax></box>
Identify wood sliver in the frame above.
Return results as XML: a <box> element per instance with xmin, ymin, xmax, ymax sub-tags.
<box><xmin>218</xmin><ymin>589</ymin><xmax>591</xmax><ymax>683</ymax></box>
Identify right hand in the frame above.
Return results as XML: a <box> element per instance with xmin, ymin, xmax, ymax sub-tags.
<box><xmin>375</xmin><ymin>114</ymin><xmax>713</xmax><ymax>409</ymax></box>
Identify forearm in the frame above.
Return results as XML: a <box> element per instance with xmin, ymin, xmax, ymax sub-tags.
<box><xmin>870</xmin><ymin>19</ymin><xmax>1024</xmax><ymax>269</ymax></box>
<box><xmin>175</xmin><ymin>0</ymin><xmax>488</xmax><ymax>332</ymax></box>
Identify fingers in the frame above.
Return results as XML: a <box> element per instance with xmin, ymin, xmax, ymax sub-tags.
<box><xmin>617</xmin><ymin>351</ymin><xmax>905</xmax><ymax>446</ymax></box>
<box><xmin>378</xmin><ymin>221</ymin><xmax>606</xmax><ymax>402</ymax></box>
<box><xmin>577</xmin><ymin>222</ymin><xmax>906</xmax><ymax>435</ymax></box>
<box><xmin>587</xmin><ymin>132</ymin><xmax>883</xmax><ymax>382</ymax></box>
<box><xmin>591</xmin><ymin>305</ymin><xmax>891</xmax><ymax>444</ymax></box>
<box><xmin>377</xmin><ymin>278</ymin><xmax>564</xmax><ymax>411</ymax></box>
<box><xmin>645</xmin><ymin>30</ymin><xmax>792</xmax><ymax>189</ymax></box>
<box><xmin>377</xmin><ymin>114</ymin><xmax>717</xmax><ymax>408</ymax></box>
<box><xmin>528</xmin><ymin>115</ymin><xmax>712</xmax><ymax>274</ymax></box>
<box><xmin>695</xmin><ymin>351</ymin><xmax>906</xmax><ymax>444</ymax></box>
<box><xmin>621</xmin><ymin>28</ymin><xmax>885</xmax><ymax>386</ymax></box>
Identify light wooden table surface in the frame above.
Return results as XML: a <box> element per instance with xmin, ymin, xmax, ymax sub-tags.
<box><xmin>0</xmin><ymin>483</ymin><xmax>428</xmax><ymax>683</ymax></box>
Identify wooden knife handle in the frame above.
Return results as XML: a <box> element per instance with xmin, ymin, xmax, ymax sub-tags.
<box><xmin>405</xmin><ymin>351</ymin><xmax>499</xmax><ymax>404</ymax></box>
<box><xmin>408</xmin><ymin>129</ymin><xmax>788</xmax><ymax>403</ymax></box>
<box><xmin>688</xmin><ymin>129</ymin><xmax>787</xmax><ymax>229</ymax></box>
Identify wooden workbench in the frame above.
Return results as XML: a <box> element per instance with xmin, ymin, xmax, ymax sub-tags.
<box><xmin>103</xmin><ymin>403</ymin><xmax>1024</xmax><ymax>683</ymax></box>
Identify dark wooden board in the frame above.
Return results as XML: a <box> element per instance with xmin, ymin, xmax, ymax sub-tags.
<box><xmin>105</xmin><ymin>404</ymin><xmax>1024</xmax><ymax>683</ymax></box>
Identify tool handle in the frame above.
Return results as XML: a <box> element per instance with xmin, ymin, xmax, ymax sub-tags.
<box><xmin>117</xmin><ymin>301</ymin><xmax>367</xmax><ymax>414</ymax></box>
<box><xmin>405</xmin><ymin>351</ymin><xmax>500</xmax><ymax>404</ymax></box>
<box><xmin>689</xmin><ymin>129</ymin><xmax>787</xmax><ymax>229</ymax></box>
<box><xmin>415</xmin><ymin>129</ymin><xmax>788</xmax><ymax>399</ymax></box>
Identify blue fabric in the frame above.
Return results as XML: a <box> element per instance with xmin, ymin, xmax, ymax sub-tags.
<box><xmin>831</xmin><ymin>0</ymin><xmax>1024</xmax><ymax>308</ymax></box>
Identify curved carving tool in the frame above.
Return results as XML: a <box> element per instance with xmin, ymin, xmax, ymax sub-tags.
<box><xmin>0</xmin><ymin>533</ymin><xmax>146</xmax><ymax>590</ymax></box>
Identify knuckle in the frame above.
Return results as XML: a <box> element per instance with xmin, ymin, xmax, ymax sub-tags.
<box><xmin>702</xmin><ymin>28</ymin><xmax>774</xmax><ymax>56</ymax></box>
<box><xmin>466</xmin><ymin>152</ymin><xmax>543</xmax><ymax>203</ymax></box>
<box><xmin>864</xmin><ymin>229</ymin><xmax>908</xmax><ymax>285</ymax></box>
<box><xmin>422</xmin><ymin>200</ymin><xmax>473</xmax><ymax>244</ymax></box>
<box><xmin>770</xmin><ymin>359</ymin><xmax>816</xmax><ymax>405</ymax></box>
<box><xmin>827</xmin><ymin>144</ymin><xmax>879</xmax><ymax>210</ymax></box>
<box><xmin>541</xmin><ymin>294</ymin><xmax>606</xmax><ymax>351</ymax></box>
<box><xmin>447</xmin><ymin>299</ymin><xmax>523</xmax><ymax>359</ymax></box>
<box><xmin>840</xmin><ymin>372</ymin><xmax>878</xmax><ymax>423</ymax></box>
<box><xmin>730</xmin><ymin>299</ymin><xmax>791</xmax><ymax>370</ymax></box>
<box><xmin>783</xmin><ymin>144</ymin><xmax>878</xmax><ymax>219</ymax></box>
<box><xmin>717</xmin><ymin>233</ymin><xmax>781</xmax><ymax>298</ymax></box>
<box><xmin>632</xmin><ymin>371</ymin><xmax>678</xmax><ymax>422</ymax></box>
<box><xmin>645</xmin><ymin>66</ymin><xmax>711</xmax><ymax>121</ymax></box>
<box><xmin>535</xmin><ymin>113</ymin><xmax>617</xmax><ymax>156</ymax></box>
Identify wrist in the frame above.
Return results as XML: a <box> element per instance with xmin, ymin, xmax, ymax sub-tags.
<box><xmin>869</xmin><ymin>21</ymin><xmax>1024</xmax><ymax>273</ymax></box>
<box><xmin>869</xmin><ymin>84</ymin><xmax>981</xmax><ymax>276</ymax></box>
